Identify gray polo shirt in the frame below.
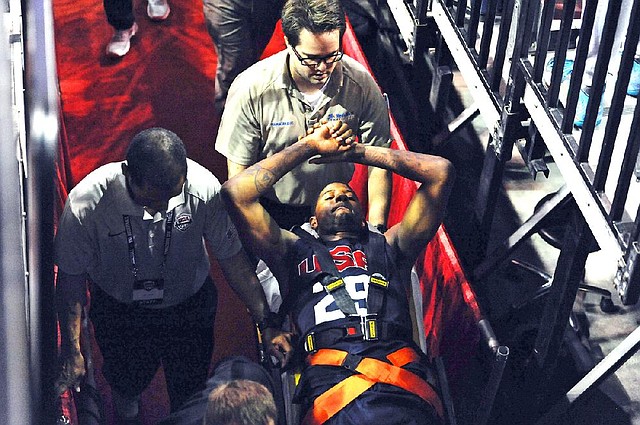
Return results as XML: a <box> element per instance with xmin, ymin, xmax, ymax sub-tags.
<box><xmin>55</xmin><ymin>159</ymin><xmax>241</xmax><ymax>306</ymax></box>
<box><xmin>215</xmin><ymin>50</ymin><xmax>391</xmax><ymax>207</ymax></box>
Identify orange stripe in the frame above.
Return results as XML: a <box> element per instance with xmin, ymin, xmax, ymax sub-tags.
<box><xmin>306</xmin><ymin>349</ymin><xmax>348</xmax><ymax>367</ymax></box>
<box><xmin>304</xmin><ymin>348</ymin><xmax>444</xmax><ymax>421</ymax></box>
<box><xmin>386</xmin><ymin>346</ymin><xmax>421</xmax><ymax>366</ymax></box>
<box><xmin>356</xmin><ymin>358</ymin><xmax>443</xmax><ymax>417</ymax></box>
<box><xmin>301</xmin><ymin>375</ymin><xmax>375</xmax><ymax>425</ymax></box>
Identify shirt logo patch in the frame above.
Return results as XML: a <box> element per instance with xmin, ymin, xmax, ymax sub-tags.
<box><xmin>327</xmin><ymin>112</ymin><xmax>355</xmax><ymax>121</ymax></box>
<box><xmin>270</xmin><ymin>120</ymin><xmax>294</xmax><ymax>127</ymax></box>
<box><xmin>175</xmin><ymin>213</ymin><xmax>193</xmax><ymax>231</ymax></box>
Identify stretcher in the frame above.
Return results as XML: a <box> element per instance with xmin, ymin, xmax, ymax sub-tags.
<box><xmin>261</xmin><ymin>19</ymin><xmax>509</xmax><ymax>425</ymax></box>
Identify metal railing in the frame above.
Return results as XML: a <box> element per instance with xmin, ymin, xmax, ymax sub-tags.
<box><xmin>384</xmin><ymin>0</ymin><xmax>640</xmax><ymax>421</ymax></box>
<box><xmin>2</xmin><ymin>0</ymin><xmax>60</xmax><ymax>421</ymax></box>
<box><xmin>414</xmin><ymin>0</ymin><xmax>640</xmax><ymax>302</ymax></box>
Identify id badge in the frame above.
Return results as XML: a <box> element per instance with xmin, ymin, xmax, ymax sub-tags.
<box><xmin>133</xmin><ymin>279</ymin><xmax>165</xmax><ymax>306</ymax></box>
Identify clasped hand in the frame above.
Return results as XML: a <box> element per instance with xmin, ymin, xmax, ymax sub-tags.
<box><xmin>304</xmin><ymin>120</ymin><xmax>361</xmax><ymax>161</ymax></box>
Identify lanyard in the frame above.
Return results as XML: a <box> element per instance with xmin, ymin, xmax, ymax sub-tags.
<box><xmin>122</xmin><ymin>210</ymin><xmax>175</xmax><ymax>279</ymax></box>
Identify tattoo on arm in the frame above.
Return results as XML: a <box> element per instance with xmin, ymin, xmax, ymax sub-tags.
<box><xmin>384</xmin><ymin>150</ymin><xmax>429</xmax><ymax>179</ymax></box>
<box><xmin>253</xmin><ymin>165</ymin><xmax>277</xmax><ymax>195</ymax></box>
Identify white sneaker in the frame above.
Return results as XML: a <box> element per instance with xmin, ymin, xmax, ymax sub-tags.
<box><xmin>105</xmin><ymin>22</ymin><xmax>138</xmax><ymax>58</ymax></box>
<box><xmin>147</xmin><ymin>0</ymin><xmax>170</xmax><ymax>21</ymax></box>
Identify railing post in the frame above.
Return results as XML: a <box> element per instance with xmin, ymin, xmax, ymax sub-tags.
<box><xmin>531</xmin><ymin>208</ymin><xmax>594</xmax><ymax>413</ymax></box>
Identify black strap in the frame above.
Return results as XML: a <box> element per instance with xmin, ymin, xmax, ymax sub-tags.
<box><xmin>291</xmin><ymin>227</ymin><xmax>391</xmax><ymax>317</ymax></box>
<box><xmin>292</xmin><ymin>227</ymin><xmax>358</xmax><ymax>316</ymax></box>
<box><xmin>362</xmin><ymin>232</ymin><xmax>389</xmax><ymax>315</ymax></box>
<box><xmin>301</xmin><ymin>320</ymin><xmax>413</xmax><ymax>353</ymax></box>
<box><xmin>123</xmin><ymin>210</ymin><xmax>174</xmax><ymax>280</ymax></box>
<box><xmin>367</xmin><ymin>273</ymin><xmax>388</xmax><ymax>316</ymax></box>
<box><xmin>362</xmin><ymin>231</ymin><xmax>388</xmax><ymax>276</ymax></box>
<box><xmin>320</xmin><ymin>275</ymin><xmax>358</xmax><ymax>315</ymax></box>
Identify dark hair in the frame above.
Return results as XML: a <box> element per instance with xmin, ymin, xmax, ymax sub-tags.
<box><xmin>126</xmin><ymin>127</ymin><xmax>187</xmax><ymax>191</ymax></box>
<box><xmin>281</xmin><ymin>0</ymin><xmax>346</xmax><ymax>48</ymax></box>
<box><xmin>204</xmin><ymin>380</ymin><xmax>277</xmax><ymax>425</ymax></box>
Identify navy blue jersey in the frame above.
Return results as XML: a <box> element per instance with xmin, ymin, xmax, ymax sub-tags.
<box><xmin>283</xmin><ymin>230</ymin><xmax>442</xmax><ymax>424</ymax></box>
<box><xmin>285</xmin><ymin>231</ymin><xmax>413</xmax><ymax>338</ymax></box>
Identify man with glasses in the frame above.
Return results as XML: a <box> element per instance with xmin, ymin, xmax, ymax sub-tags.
<box><xmin>215</xmin><ymin>0</ymin><xmax>391</xmax><ymax>312</ymax></box>
<box><xmin>202</xmin><ymin>0</ymin><xmax>382</xmax><ymax>114</ymax></box>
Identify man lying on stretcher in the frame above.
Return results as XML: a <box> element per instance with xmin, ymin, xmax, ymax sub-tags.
<box><xmin>221</xmin><ymin>121</ymin><xmax>454</xmax><ymax>425</ymax></box>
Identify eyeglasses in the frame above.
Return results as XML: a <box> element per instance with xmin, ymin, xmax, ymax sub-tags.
<box><xmin>291</xmin><ymin>45</ymin><xmax>344</xmax><ymax>67</ymax></box>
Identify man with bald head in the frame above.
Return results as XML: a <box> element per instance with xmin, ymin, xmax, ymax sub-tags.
<box><xmin>54</xmin><ymin>128</ymin><xmax>280</xmax><ymax>422</ymax></box>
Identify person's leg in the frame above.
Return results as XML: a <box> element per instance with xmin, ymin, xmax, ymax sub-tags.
<box><xmin>103</xmin><ymin>0</ymin><xmax>135</xmax><ymax>30</ymax></box>
<box><xmin>161</xmin><ymin>278</ymin><xmax>217</xmax><ymax>411</ymax></box>
<box><xmin>582</xmin><ymin>0</ymin><xmax>607</xmax><ymax>88</ymax></box>
<box><xmin>574</xmin><ymin>0</ymin><xmax>609</xmax><ymax>127</ymax></box>
<box><xmin>203</xmin><ymin>0</ymin><xmax>257</xmax><ymax>112</ymax></box>
<box><xmin>624</xmin><ymin>9</ymin><xmax>640</xmax><ymax>96</ymax></box>
<box><xmin>103</xmin><ymin>0</ymin><xmax>137</xmax><ymax>57</ymax></box>
<box><xmin>629</xmin><ymin>39</ymin><xmax>640</xmax><ymax>96</ymax></box>
<box><xmin>89</xmin><ymin>287</ymin><xmax>161</xmax><ymax>419</ymax></box>
<box><xmin>250</xmin><ymin>0</ymin><xmax>284</xmax><ymax>59</ymax></box>
<box><xmin>577</xmin><ymin>0</ymin><xmax>636</xmax><ymax>126</ymax></box>
<box><xmin>162</xmin><ymin>326</ymin><xmax>215</xmax><ymax>411</ymax></box>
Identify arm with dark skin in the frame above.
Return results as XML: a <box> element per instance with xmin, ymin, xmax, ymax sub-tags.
<box><xmin>220</xmin><ymin>121</ymin><xmax>354</xmax><ymax>268</ymax></box>
<box><xmin>217</xmin><ymin>249</ymin><xmax>292</xmax><ymax>365</ymax></box>
<box><xmin>221</xmin><ymin>122</ymin><xmax>354</xmax><ymax>367</ymax></box>
<box><xmin>54</xmin><ymin>270</ymin><xmax>88</xmax><ymax>396</ymax></box>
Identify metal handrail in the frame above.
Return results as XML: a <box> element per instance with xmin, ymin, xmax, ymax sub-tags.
<box><xmin>3</xmin><ymin>0</ymin><xmax>61</xmax><ymax>421</ymax></box>
<box><xmin>385</xmin><ymin>0</ymin><xmax>640</xmax><ymax>420</ymax></box>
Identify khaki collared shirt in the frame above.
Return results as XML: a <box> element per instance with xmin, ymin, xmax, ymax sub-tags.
<box><xmin>215</xmin><ymin>50</ymin><xmax>391</xmax><ymax>206</ymax></box>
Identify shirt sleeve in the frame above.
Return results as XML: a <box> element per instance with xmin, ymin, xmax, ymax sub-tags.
<box><xmin>356</xmin><ymin>72</ymin><xmax>392</xmax><ymax>148</ymax></box>
<box><xmin>214</xmin><ymin>76</ymin><xmax>264</xmax><ymax>166</ymax></box>
<box><xmin>55</xmin><ymin>199</ymin><xmax>95</xmax><ymax>275</ymax></box>
<box><xmin>204</xmin><ymin>191</ymin><xmax>243</xmax><ymax>260</ymax></box>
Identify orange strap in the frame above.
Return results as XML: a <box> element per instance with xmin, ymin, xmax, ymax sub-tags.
<box><xmin>302</xmin><ymin>347</ymin><xmax>443</xmax><ymax>425</ymax></box>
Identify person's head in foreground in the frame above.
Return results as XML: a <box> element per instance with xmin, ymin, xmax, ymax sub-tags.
<box><xmin>203</xmin><ymin>379</ymin><xmax>277</xmax><ymax>425</ymax></box>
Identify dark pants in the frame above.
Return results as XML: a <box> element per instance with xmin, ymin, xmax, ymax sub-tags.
<box><xmin>89</xmin><ymin>277</ymin><xmax>217</xmax><ymax>412</ymax></box>
<box><xmin>103</xmin><ymin>0</ymin><xmax>135</xmax><ymax>30</ymax></box>
<box><xmin>325</xmin><ymin>386</ymin><xmax>443</xmax><ymax>425</ymax></box>
<box><xmin>202</xmin><ymin>0</ymin><xmax>284</xmax><ymax>111</ymax></box>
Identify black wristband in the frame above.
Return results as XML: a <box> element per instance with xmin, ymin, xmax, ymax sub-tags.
<box><xmin>256</xmin><ymin>312</ymin><xmax>282</xmax><ymax>332</ymax></box>
<box><xmin>374</xmin><ymin>223</ymin><xmax>387</xmax><ymax>233</ymax></box>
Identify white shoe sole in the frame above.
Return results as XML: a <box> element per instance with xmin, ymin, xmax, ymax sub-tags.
<box><xmin>147</xmin><ymin>3</ymin><xmax>170</xmax><ymax>21</ymax></box>
<box><xmin>105</xmin><ymin>23</ymin><xmax>138</xmax><ymax>58</ymax></box>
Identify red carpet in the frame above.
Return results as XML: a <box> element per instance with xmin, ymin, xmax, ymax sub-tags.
<box><xmin>52</xmin><ymin>0</ymin><xmax>480</xmax><ymax>422</ymax></box>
